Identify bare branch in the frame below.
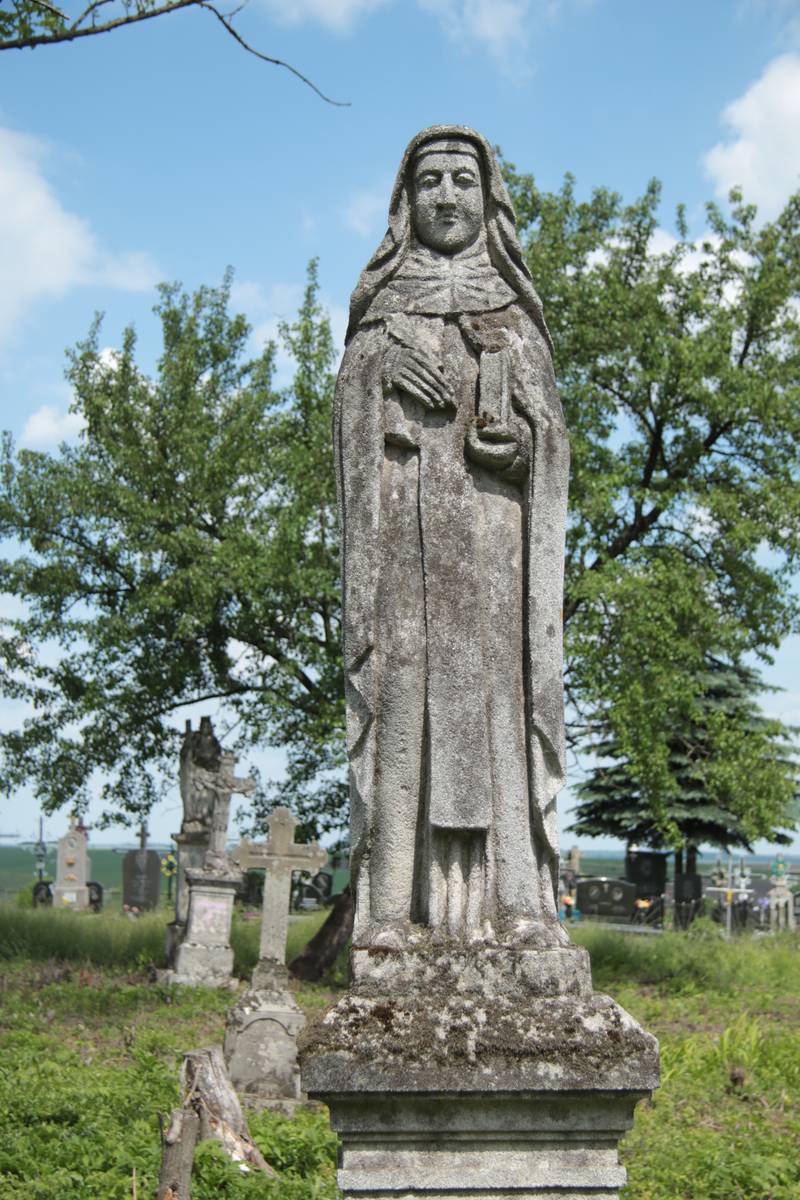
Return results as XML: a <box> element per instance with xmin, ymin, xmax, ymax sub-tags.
<box><xmin>197</xmin><ymin>2</ymin><xmax>349</xmax><ymax>106</ymax></box>
<box><xmin>28</xmin><ymin>0</ymin><xmax>66</xmax><ymax>17</ymax></box>
<box><xmin>1</xmin><ymin>0</ymin><xmax>351</xmax><ymax>106</ymax></box>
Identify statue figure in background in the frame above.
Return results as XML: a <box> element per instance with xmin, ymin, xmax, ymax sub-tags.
<box><xmin>179</xmin><ymin>716</ymin><xmax>223</xmax><ymax>834</ymax></box>
<box><xmin>179</xmin><ymin>716</ymin><xmax>255</xmax><ymax>871</ymax></box>
<box><xmin>335</xmin><ymin>125</ymin><xmax>570</xmax><ymax>949</ymax></box>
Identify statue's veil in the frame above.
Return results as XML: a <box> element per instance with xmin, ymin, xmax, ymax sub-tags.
<box><xmin>346</xmin><ymin>124</ymin><xmax>553</xmax><ymax>355</ymax></box>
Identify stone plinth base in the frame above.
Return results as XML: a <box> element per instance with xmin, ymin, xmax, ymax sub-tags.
<box><xmin>300</xmin><ymin>946</ymin><xmax>658</xmax><ymax>1200</ymax></box>
<box><xmin>53</xmin><ymin>886</ymin><xmax>90</xmax><ymax>910</ymax></box>
<box><xmin>167</xmin><ymin>869</ymin><xmax>239</xmax><ymax>987</ymax></box>
<box><xmin>224</xmin><ymin>961</ymin><xmax>305</xmax><ymax>1109</ymax></box>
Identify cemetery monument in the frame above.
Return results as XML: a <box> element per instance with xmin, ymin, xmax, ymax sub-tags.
<box><xmin>300</xmin><ymin>125</ymin><xmax>659</xmax><ymax>1200</ymax></box>
<box><xmin>53</xmin><ymin>816</ymin><xmax>91</xmax><ymax>909</ymax></box>
<box><xmin>122</xmin><ymin>824</ymin><xmax>161</xmax><ymax>912</ymax></box>
<box><xmin>224</xmin><ymin>807</ymin><xmax>327</xmax><ymax>1108</ymax></box>
<box><xmin>167</xmin><ymin>717</ymin><xmax>256</xmax><ymax>985</ymax></box>
<box><xmin>166</xmin><ymin>718</ymin><xmax>220</xmax><ymax>960</ymax></box>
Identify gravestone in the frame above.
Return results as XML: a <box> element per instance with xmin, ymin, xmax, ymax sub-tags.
<box><xmin>625</xmin><ymin>849</ymin><xmax>668</xmax><ymax>898</ymax></box>
<box><xmin>224</xmin><ymin>808</ymin><xmax>327</xmax><ymax>1109</ymax></box>
<box><xmin>122</xmin><ymin>849</ymin><xmax>161</xmax><ymax>912</ymax></box>
<box><xmin>767</xmin><ymin>860</ymin><xmax>796</xmax><ymax>932</ymax></box>
<box><xmin>168</xmin><ymin>728</ymin><xmax>256</xmax><ymax>987</ymax></box>
<box><xmin>53</xmin><ymin>817</ymin><xmax>91</xmax><ymax>910</ymax></box>
<box><xmin>300</xmin><ymin>125</ymin><xmax>658</xmax><ymax>1200</ymax></box>
<box><xmin>576</xmin><ymin>877</ymin><xmax>636</xmax><ymax>922</ymax></box>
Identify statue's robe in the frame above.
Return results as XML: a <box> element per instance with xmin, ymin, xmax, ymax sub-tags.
<box><xmin>335</xmin><ymin>237</ymin><xmax>570</xmax><ymax>943</ymax></box>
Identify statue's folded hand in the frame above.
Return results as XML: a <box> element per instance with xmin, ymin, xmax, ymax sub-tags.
<box><xmin>383</xmin><ymin>343</ymin><xmax>454</xmax><ymax>411</ymax></box>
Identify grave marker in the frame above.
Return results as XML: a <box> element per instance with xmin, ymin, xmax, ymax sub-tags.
<box><xmin>53</xmin><ymin>817</ymin><xmax>90</xmax><ymax>910</ymax></box>
<box><xmin>224</xmin><ymin>808</ymin><xmax>327</xmax><ymax>1109</ymax></box>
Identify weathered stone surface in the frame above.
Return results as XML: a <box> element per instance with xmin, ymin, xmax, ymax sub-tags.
<box><xmin>168</xmin><ymin>870</ymin><xmax>239</xmax><ymax>987</ymax></box>
<box><xmin>302</xmin><ymin>955</ymin><xmax>658</xmax><ymax>1199</ymax></box>
<box><xmin>230</xmin><ymin>808</ymin><xmax>327</xmax><ymax>966</ymax></box>
<box><xmin>326</xmin><ymin>1089</ymin><xmax>642</xmax><ymax>1200</ymax></box>
<box><xmin>301</xmin><ymin>987</ymin><xmax>658</xmax><ymax>1094</ymax></box>
<box><xmin>351</xmin><ymin>942</ymin><xmax>591</xmax><ymax>999</ymax></box>
<box><xmin>302</xmin><ymin>124</ymin><xmax>659</xmax><ymax>1200</ymax></box>
<box><xmin>225</xmin><ymin>813</ymin><xmax>327</xmax><ymax>1107</ymax></box>
<box><xmin>166</xmin><ymin>715</ymin><xmax>255</xmax><ymax>972</ymax></box>
<box><xmin>224</xmin><ymin>964</ymin><xmax>305</xmax><ymax>1111</ymax></box>
<box><xmin>336</xmin><ymin>125</ymin><xmax>569</xmax><ymax>948</ymax></box>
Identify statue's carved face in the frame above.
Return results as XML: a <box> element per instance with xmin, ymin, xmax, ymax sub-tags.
<box><xmin>411</xmin><ymin>148</ymin><xmax>484</xmax><ymax>254</ymax></box>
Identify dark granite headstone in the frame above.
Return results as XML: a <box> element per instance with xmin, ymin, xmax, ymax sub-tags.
<box><xmin>674</xmin><ymin>873</ymin><xmax>703</xmax><ymax>903</ymax></box>
<box><xmin>122</xmin><ymin>848</ymin><xmax>161</xmax><ymax>911</ymax></box>
<box><xmin>575</xmin><ymin>877</ymin><xmax>636</xmax><ymax>921</ymax></box>
<box><xmin>624</xmin><ymin>850</ymin><xmax>668</xmax><ymax>899</ymax></box>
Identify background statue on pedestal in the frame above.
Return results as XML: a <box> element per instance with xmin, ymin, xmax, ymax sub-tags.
<box><xmin>336</xmin><ymin>125</ymin><xmax>570</xmax><ymax>949</ymax></box>
<box><xmin>178</xmin><ymin>716</ymin><xmax>255</xmax><ymax>871</ymax></box>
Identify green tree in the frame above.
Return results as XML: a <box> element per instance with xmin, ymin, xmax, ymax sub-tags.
<box><xmin>2</xmin><ymin>173</ymin><xmax>799</xmax><ymax>846</ymax></box>
<box><xmin>569</xmin><ymin>656</ymin><xmax>798</xmax><ymax>869</ymax></box>
<box><xmin>503</xmin><ymin>165</ymin><xmax>800</xmax><ymax>839</ymax></box>
<box><xmin>0</xmin><ymin>262</ymin><xmax>345</xmax><ymax>835</ymax></box>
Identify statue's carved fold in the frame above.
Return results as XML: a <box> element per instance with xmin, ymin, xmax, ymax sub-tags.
<box><xmin>336</xmin><ymin>126</ymin><xmax>570</xmax><ymax>949</ymax></box>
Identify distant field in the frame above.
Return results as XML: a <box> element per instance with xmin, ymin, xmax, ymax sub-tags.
<box><xmin>2</xmin><ymin>844</ymin><xmax>791</xmax><ymax>906</ymax></box>
<box><xmin>0</xmin><ymin>845</ymin><xmax>131</xmax><ymax>903</ymax></box>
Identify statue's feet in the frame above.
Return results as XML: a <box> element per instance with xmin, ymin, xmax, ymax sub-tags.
<box><xmin>356</xmin><ymin>922</ymin><xmax>422</xmax><ymax>951</ymax></box>
<box><xmin>504</xmin><ymin>917</ymin><xmax>571</xmax><ymax>950</ymax></box>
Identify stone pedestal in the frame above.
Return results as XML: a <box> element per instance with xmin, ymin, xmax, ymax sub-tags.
<box><xmin>165</xmin><ymin>828</ymin><xmax>211</xmax><ymax>965</ymax></box>
<box><xmin>224</xmin><ymin>960</ymin><xmax>305</xmax><ymax>1112</ymax></box>
<box><xmin>300</xmin><ymin>944</ymin><xmax>659</xmax><ymax>1200</ymax></box>
<box><xmin>169</xmin><ymin>868</ymin><xmax>239</xmax><ymax>987</ymax></box>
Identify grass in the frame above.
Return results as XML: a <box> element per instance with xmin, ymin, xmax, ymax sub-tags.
<box><xmin>1</xmin><ymin>913</ymin><xmax>799</xmax><ymax>1198</ymax></box>
<box><xmin>0</xmin><ymin>905</ymin><xmax>331</xmax><ymax>977</ymax></box>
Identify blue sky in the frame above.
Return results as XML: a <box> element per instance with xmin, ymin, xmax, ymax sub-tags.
<box><xmin>1</xmin><ymin>0</ymin><xmax>799</xmax><ymax>850</ymax></box>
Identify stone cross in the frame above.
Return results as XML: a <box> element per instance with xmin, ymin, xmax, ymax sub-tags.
<box><xmin>232</xmin><ymin>808</ymin><xmax>327</xmax><ymax>966</ymax></box>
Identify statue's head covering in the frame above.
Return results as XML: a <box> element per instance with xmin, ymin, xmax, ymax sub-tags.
<box><xmin>346</xmin><ymin>124</ymin><xmax>552</xmax><ymax>354</ymax></box>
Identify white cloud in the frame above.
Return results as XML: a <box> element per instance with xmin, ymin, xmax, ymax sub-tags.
<box><xmin>341</xmin><ymin>181</ymin><xmax>390</xmax><ymax>237</ymax></box>
<box><xmin>21</xmin><ymin>403</ymin><xmax>84</xmax><ymax>448</ymax></box>
<box><xmin>418</xmin><ymin>0</ymin><xmax>530</xmax><ymax>64</ymax></box>
<box><xmin>0</xmin><ymin>125</ymin><xmax>159</xmax><ymax>343</ymax></box>
<box><xmin>704</xmin><ymin>53</ymin><xmax>800</xmax><ymax>219</ymax></box>
<box><xmin>260</xmin><ymin>0</ymin><xmax>389</xmax><ymax>33</ymax></box>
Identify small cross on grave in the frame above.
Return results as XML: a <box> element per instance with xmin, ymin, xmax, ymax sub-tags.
<box><xmin>232</xmin><ymin>808</ymin><xmax>327</xmax><ymax>967</ymax></box>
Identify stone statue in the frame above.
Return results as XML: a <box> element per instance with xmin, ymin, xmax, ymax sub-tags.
<box><xmin>178</xmin><ymin>716</ymin><xmax>255</xmax><ymax>870</ymax></box>
<box><xmin>336</xmin><ymin>125</ymin><xmax>570</xmax><ymax>949</ymax></box>
<box><xmin>179</xmin><ymin>716</ymin><xmax>222</xmax><ymax>834</ymax></box>
<box><xmin>304</xmin><ymin>127</ymin><xmax>659</xmax><ymax>1200</ymax></box>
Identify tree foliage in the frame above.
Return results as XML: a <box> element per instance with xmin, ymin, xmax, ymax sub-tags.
<box><xmin>2</xmin><ymin>169</ymin><xmax>799</xmax><ymax>846</ymax></box>
<box><xmin>569</xmin><ymin>656</ymin><xmax>798</xmax><ymax>855</ymax></box>
<box><xmin>503</xmin><ymin>166</ymin><xmax>800</xmax><ymax>837</ymax></box>
<box><xmin>0</xmin><ymin>263</ymin><xmax>344</xmax><ymax>833</ymax></box>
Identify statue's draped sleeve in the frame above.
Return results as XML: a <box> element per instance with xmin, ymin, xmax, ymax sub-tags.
<box><xmin>334</xmin><ymin>326</ymin><xmax>386</xmax><ymax>875</ymax></box>
<box><xmin>335</xmin><ymin>309</ymin><xmax>569</xmax><ymax>886</ymax></box>
<box><xmin>511</xmin><ymin>313</ymin><xmax>570</xmax><ymax>885</ymax></box>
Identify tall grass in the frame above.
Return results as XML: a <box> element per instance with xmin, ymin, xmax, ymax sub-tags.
<box><xmin>0</xmin><ymin>907</ymin><xmax>168</xmax><ymax>966</ymax></box>
<box><xmin>0</xmin><ymin>905</ymin><xmax>330</xmax><ymax>975</ymax></box>
<box><xmin>572</xmin><ymin>922</ymin><xmax>800</xmax><ymax>994</ymax></box>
